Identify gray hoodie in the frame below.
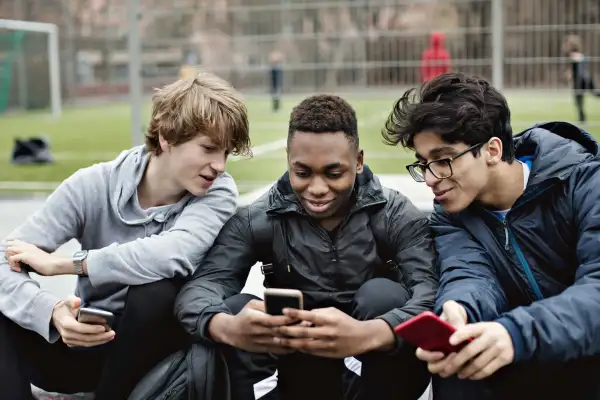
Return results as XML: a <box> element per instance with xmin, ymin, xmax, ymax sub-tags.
<box><xmin>0</xmin><ymin>146</ymin><xmax>238</xmax><ymax>342</ymax></box>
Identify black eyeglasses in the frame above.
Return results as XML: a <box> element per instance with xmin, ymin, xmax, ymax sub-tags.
<box><xmin>406</xmin><ymin>143</ymin><xmax>485</xmax><ymax>183</ymax></box>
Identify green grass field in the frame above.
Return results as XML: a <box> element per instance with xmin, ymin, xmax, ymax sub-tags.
<box><xmin>1</xmin><ymin>91</ymin><xmax>599</xmax><ymax>194</ymax></box>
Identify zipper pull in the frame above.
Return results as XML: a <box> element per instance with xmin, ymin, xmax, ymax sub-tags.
<box><xmin>503</xmin><ymin>220</ymin><xmax>509</xmax><ymax>250</ymax></box>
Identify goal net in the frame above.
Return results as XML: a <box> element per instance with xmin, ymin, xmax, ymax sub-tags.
<box><xmin>0</xmin><ymin>19</ymin><xmax>61</xmax><ymax>117</ymax></box>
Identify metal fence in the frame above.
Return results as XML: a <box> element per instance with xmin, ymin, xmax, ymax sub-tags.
<box><xmin>0</xmin><ymin>0</ymin><xmax>599</xmax><ymax>107</ymax></box>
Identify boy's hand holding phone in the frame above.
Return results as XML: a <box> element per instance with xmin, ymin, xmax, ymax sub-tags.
<box><xmin>414</xmin><ymin>301</ymin><xmax>468</xmax><ymax>370</ymax></box>
<box><xmin>51</xmin><ymin>295</ymin><xmax>115</xmax><ymax>348</ymax></box>
<box><xmin>277</xmin><ymin>307</ymin><xmax>394</xmax><ymax>358</ymax></box>
<box><xmin>209</xmin><ymin>299</ymin><xmax>296</xmax><ymax>355</ymax></box>
<box><xmin>414</xmin><ymin>301</ymin><xmax>514</xmax><ymax>381</ymax></box>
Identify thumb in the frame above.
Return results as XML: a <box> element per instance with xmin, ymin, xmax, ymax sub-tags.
<box><xmin>246</xmin><ymin>300</ymin><xmax>266</xmax><ymax>313</ymax></box>
<box><xmin>442</xmin><ymin>301</ymin><xmax>467</xmax><ymax>328</ymax></box>
<box><xmin>65</xmin><ymin>296</ymin><xmax>82</xmax><ymax>314</ymax></box>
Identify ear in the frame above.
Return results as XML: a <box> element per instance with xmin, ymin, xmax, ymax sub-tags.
<box><xmin>356</xmin><ymin>149</ymin><xmax>364</xmax><ymax>174</ymax></box>
<box><xmin>485</xmin><ymin>137</ymin><xmax>503</xmax><ymax>166</ymax></box>
<box><xmin>158</xmin><ymin>134</ymin><xmax>170</xmax><ymax>153</ymax></box>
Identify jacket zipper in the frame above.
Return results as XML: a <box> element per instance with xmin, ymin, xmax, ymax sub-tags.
<box><xmin>502</xmin><ymin>219</ymin><xmax>544</xmax><ymax>301</ymax></box>
<box><xmin>491</xmin><ymin>184</ymin><xmax>555</xmax><ymax>301</ymax></box>
<box><xmin>305</xmin><ymin>200</ymin><xmax>386</xmax><ymax>288</ymax></box>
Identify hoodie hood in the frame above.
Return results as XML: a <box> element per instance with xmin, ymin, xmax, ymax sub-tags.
<box><xmin>430</xmin><ymin>31</ymin><xmax>445</xmax><ymax>49</ymax></box>
<box><xmin>514</xmin><ymin>121</ymin><xmax>599</xmax><ymax>186</ymax></box>
<box><xmin>107</xmin><ymin>145</ymin><xmax>191</xmax><ymax>226</ymax></box>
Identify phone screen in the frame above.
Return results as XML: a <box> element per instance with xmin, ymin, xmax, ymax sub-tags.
<box><xmin>265</xmin><ymin>294</ymin><xmax>302</xmax><ymax>315</ymax></box>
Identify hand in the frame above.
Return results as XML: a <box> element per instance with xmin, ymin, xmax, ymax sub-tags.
<box><xmin>210</xmin><ymin>300</ymin><xmax>296</xmax><ymax>355</ymax></box>
<box><xmin>440</xmin><ymin>322</ymin><xmax>514</xmax><ymax>380</ymax></box>
<box><xmin>4</xmin><ymin>239</ymin><xmax>65</xmax><ymax>276</ymax></box>
<box><xmin>415</xmin><ymin>301</ymin><xmax>469</xmax><ymax>374</ymax></box>
<box><xmin>276</xmin><ymin>307</ymin><xmax>393</xmax><ymax>358</ymax></box>
<box><xmin>439</xmin><ymin>300</ymin><xmax>469</xmax><ymax>327</ymax></box>
<box><xmin>52</xmin><ymin>296</ymin><xmax>115</xmax><ymax>347</ymax></box>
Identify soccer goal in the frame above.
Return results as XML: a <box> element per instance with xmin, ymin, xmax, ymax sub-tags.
<box><xmin>0</xmin><ymin>19</ymin><xmax>61</xmax><ymax>118</ymax></box>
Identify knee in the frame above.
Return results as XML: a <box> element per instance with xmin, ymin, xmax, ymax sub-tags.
<box><xmin>352</xmin><ymin>278</ymin><xmax>410</xmax><ymax>320</ymax></box>
<box><xmin>224</xmin><ymin>293</ymin><xmax>261</xmax><ymax>315</ymax></box>
<box><xmin>126</xmin><ymin>279</ymin><xmax>183</xmax><ymax>316</ymax></box>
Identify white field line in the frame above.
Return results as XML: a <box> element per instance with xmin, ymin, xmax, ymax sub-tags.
<box><xmin>0</xmin><ymin>110</ymin><xmax>393</xmax><ymax>191</ymax></box>
<box><xmin>230</xmin><ymin>110</ymin><xmax>392</xmax><ymax>162</ymax></box>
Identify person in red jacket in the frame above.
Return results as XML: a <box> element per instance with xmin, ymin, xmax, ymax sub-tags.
<box><xmin>420</xmin><ymin>31</ymin><xmax>451</xmax><ymax>84</ymax></box>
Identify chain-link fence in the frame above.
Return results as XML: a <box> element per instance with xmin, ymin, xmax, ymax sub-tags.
<box><xmin>0</xmin><ymin>0</ymin><xmax>598</xmax><ymax>106</ymax></box>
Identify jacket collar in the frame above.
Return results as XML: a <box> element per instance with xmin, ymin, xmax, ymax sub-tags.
<box><xmin>513</xmin><ymin>121</ymin><xmax>598</xmax><ymax>186</ymax></box>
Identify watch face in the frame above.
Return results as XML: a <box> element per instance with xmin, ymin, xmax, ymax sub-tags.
<box><xmin>73</xmin><ymin>251</ymin><xmax>87</xmax><ymax>261</ymax></box>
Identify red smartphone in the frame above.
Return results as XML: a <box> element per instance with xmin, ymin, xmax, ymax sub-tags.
<box><xmin>394</xmin><ymin>311</ymin><xmax>471</xmax><ymax>354</ymax></box>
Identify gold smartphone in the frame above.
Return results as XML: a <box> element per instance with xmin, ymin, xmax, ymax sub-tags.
<box><xmin>264</xmin><ymin>288</ymin><xmax>303</xmax><ymax>315</ymax></box>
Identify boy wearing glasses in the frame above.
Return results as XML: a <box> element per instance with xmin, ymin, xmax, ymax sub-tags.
<box><xmin>382</xmin><ymin>72</ymin><xmax>600</xmax><ymax>399</ymax></box>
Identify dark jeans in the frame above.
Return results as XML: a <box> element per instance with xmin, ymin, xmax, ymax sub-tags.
<box><xmin>0</xmin><ymin>279</ymin><xmax>189</xmax><ymax>400</ymax></box>
<box><xmin>222</xmin><ymin>278</ymin><xmax>430</xmax><ymax>400</ymax></box>
<box><xmin>433</xmin><ymin>353</ymin><xmax>600</xmax><ymax>400</ymax></box>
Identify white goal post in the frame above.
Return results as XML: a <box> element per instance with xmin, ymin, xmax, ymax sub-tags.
<box><xmin>0</xmin><ymin>19</ymin><xmax>62</xmax><ymax>118</ymax></box>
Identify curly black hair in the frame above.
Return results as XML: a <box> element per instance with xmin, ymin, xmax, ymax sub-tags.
<box><xmin>288</xmin><ymin>94</ymin><xmax>358</xmax><ymax>148</ymax></box>
<box><xmin>382</xmin><ymin>72</ymin><xmax>515</xmax><ymax>162</ymax></box>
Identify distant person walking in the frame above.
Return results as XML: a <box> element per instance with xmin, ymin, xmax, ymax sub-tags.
<box><xmin>420</xmin><ymin>31</ymin><xmax>452</xmax><ymax>84</ymax></box>
<box><xmin>563</xmin><ymin>34</ymin><xmax>599</xmax><ymax>124</ymax></box>
<box><xmin>269</xmin><ymin>51</ymin><xmax>284</xmax><ymax>112</ymax></box>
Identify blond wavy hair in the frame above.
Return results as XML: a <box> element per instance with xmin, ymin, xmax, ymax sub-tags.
<box><xmin>145</xmin><ymin>71</ymin><xmax>251</xmax><ymax>156</ymax></box>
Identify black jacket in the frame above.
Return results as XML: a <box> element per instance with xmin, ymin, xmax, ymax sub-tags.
<box><xmin>175</xmin><ymin>167</ymin><xmax>438</xmax><ymax>349</ymax></box>
<box><xmin>432</xmin><ymin>122</ymin><xmax>600</xmax><ymax>395</ymax></box>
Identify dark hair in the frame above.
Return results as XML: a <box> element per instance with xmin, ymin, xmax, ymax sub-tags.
<box><xmin>288</xmin><ymin>94</ymin><xmax>359</xmax><ymax>148</ymax></box>
<box><xmin>381</xmin><ymin>72</ymin><xmax>515</xmax><ymax>162</ymax></box>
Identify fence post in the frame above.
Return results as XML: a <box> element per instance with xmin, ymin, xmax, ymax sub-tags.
<box><xmin>127</xmin><ymin>0</ymin><xmax>143</xmax><ymax>147</ymax></box>
<box><xmin>491</xmin><ymin>0</ymin><xmax>504</xmax><ymax>91</ymax></box>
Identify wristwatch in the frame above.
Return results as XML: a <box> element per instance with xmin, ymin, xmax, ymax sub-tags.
<box><xmin>73</xmin><ymin>250</ymin><xmax>88</xmax><ymax>276</ymax></box>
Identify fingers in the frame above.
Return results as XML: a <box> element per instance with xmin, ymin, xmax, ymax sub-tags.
<box><xmin>283</xmin><ymin>308</ymin><xmax>329</xmax><ymax>325</ymax></box>
<box><xmin>430</xmin><ymin>353</ymin><xmax>458</xmax><ymax>376</ymax></box>
<box><xmin>6</xmin><ymin>252</ymin><xmax>22</xmax><ymax>272</ymax></box>
<box><xmin>65</xmin><ymin>333</ymin><xmax>116</xmax><ymax>348</ymax></box>
<box><xmin>469</xmin><ymin>357</ymin><xmax>506</xmax><ymax>380</ymax></box>
<box><xmin>7</xmin><ymin>252</ymin><xmax>23</xmax><ymax>263</ymax></box>
<box><xmin>4</xmin><ymin>240</ymin><xmax>29</xmax><ymax>254</ymax></box>
<box><xmin>63</xmin><ymin>329</ymin><xmax>115</xmax><ymax>347</ymax></box>
<box><xmin>251</xmin><ymin>336</ymin><xmax>296</xmax><ymax>355</ymax></box>
<box><xmin>277</xmin><ymin>337</ymin><xmax>333</xmax><ymax>355</ymax></box>
<box><xmin>449</xmin><ymin>323</ymin><xmax>486</xmax><ymax>346</ymax></box>
<box><xmin>277</xmin><ymin>325</ymin><xmax>331</xmax><ymax>340</ymax></box>
<box><xmin>442</xmin><ymin>333</ymin><xmax>493</xmax><ymax>377</ymax></box>
<box><xmin>442</xmin><ymin>301</ymin><xmax>467</xmax><ymax>327</ymax></box>
<box><xmin>416</xmin><ymin>347</ymin><xmax>446</xmax><ymax>362</ymax></box>
<box><xmin>62</xmin><ymin>317</ymin><xmax>107</xmax><ymax>335</ymax></box>
<box><xmin>247</xmin><ymin>309</ymin><xmax>294</xmax><ymax>328</ymax></box>
<box><xmin>65</xmin><ymin>296</ymin><xmax>82</xmax><ymax>313</ymax></box>
<box><xmin>457</xmin><ymin>346</ymin><xmax>499</xmax><ymax>380</ymax></box>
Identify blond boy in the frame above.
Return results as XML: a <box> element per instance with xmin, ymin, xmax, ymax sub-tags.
<box><xmin>0</xmin><ymin>72</ymin><xmax>250</xmax><ymax>399</ymax></box>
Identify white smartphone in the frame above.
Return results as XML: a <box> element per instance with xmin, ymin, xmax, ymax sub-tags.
<box><xmin>264</xmin><ymin>288</ymin><xmax>303</xmax><ymax>316</ymax></box>
<box><xmin>77</xmin><ymin>307</ymin><xmax>115</xmax><ymax>332</ymax></box>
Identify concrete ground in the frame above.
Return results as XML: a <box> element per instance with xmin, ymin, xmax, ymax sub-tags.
<box><xmin>1</xmin><ymin>174</ymin><xmax>434</xmax><ymax>399</ymax></box>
